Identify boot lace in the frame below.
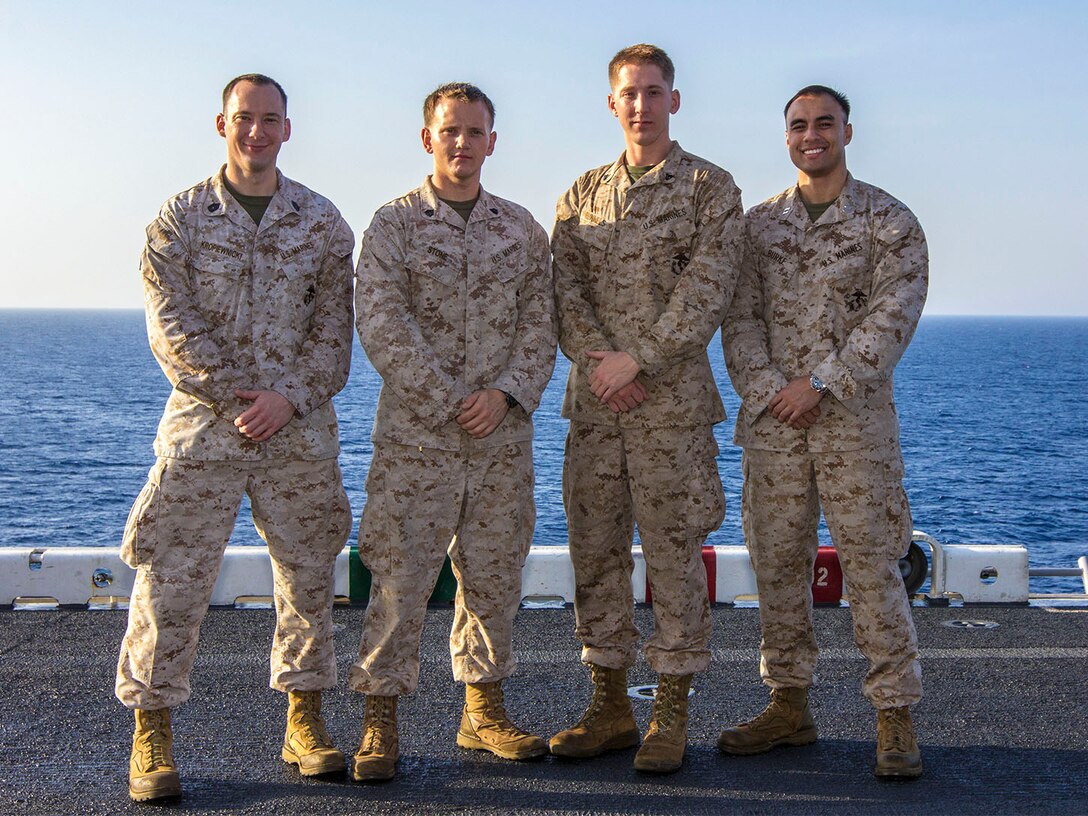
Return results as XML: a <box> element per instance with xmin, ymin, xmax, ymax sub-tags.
<box><xmin>746</xmin><ymin>689</ymin><xmax>794</xmax><ymax>730</ymax></box>
<box><xmin>292</xmin><ymin>711</ymin><xmax>329</xmax><ymax>749</ymax></box>
<box><xmin>148</xmin><ymin>738</ymin><xmax>169</xmax><ymax>769</ymax></box>
<box><xmin>135</xmin><ymin>712</ymin><xmax>173</xmax><ymax>771</ymax></box>
<box><xmin>289</xmin><ymin>693</ymin><xmax>331</xmax><ymax>750</ymax></box>
<box><xmin>478</xmin><ymin>686</ymin><xmax>528</xmax><ymax>738</ymax></box>
<box><xmin>573</xmin><ymin>668</ymin><xmax>613</xmax><ymax>727</ymax></box>
<box><xmin>879</xmin><ymin>708</ymin><xmax>913</xmax><ymax>753</ymax></box>
<box><xmin>361</xmin><ymin>700</ymin><xmax>395</xmax><ymax>754</ymax></box>
<box><xmin>648</xmin><ymin>682</ymin><xmax>682</xmax><ymax>733</ymax></box>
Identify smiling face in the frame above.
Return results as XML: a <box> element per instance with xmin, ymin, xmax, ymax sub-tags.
<box><xmin>608</xmin><ymin>61</ymin><xmax>680</xmax><ymax>162</ymax></box>
<box><xmin>421</xmin><ymin>97</ymin><xmax>496</xmax><ymax>196</ymax></box>
<box><xmin>785</xmin><ymin>93</ymin><xmax>852</xmax><ymax>180</ymax></box>
<box><xmin>216</xmin><ymin>80</ymin><xmax>290</xmax><ymax>186</ymax></box>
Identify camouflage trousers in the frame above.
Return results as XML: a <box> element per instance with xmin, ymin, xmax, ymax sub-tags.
<box><xmin>349</xmin><ymin>441</ymin><xmax>534</xmax><ymax>696</ymax></box>
<box><xmin>115</xmin><ymin>457</ymin><xmax>351</xmax><ymax>710</ymax></box>
<box><xmin>742</xmin><ymin>445</ymin><xmax>923</xmax><ymax>709</ymax></box>
<box><xmin>564</xmin><ymin>423</ymin><xmax>724</xmax><ymax>676</ymax></box>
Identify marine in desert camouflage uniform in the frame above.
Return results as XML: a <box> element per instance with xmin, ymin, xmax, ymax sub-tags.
<box><xmin>115</xmin><ymin>74</ymin><xmax>354</xmax><ymax>802</ymax></box>
<box><xmin>348</xmin><ymin>83</ymin><xmax>556</xmax><ymax>782</ymax></box>
<box><xmin>719</xmin><ymin>85</ymin><xmax>928</xmax><ymax>779</ymax></box>
<box><xmin>549</xmin><ymin>45</ymin><xmax>745</xmax><ymax>774</ymax></box>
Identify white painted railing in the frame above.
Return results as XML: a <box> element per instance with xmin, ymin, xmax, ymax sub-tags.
<box><xmin>1</xmin><ymin>532</ymin><xmax>1085</xmax><ymax>609</ymax></box>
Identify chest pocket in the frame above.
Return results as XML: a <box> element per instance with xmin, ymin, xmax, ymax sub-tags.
<box><xmin>643</xmin><ymin>214</ymin><xmax>696</xmax><ymax>308</ymax></box>
<box><xmin>474</xmin><ymin>241</ymin><xmax>527</xmax><ymax>320</ymax></box>
<box><xmin>265</xmin><ymin>252</ymin><xmax>320</xmax><ymax>324</ymax></box>
<box><xmin>405</xmin><ymin>243</ymin><xmax>462</xmax><ymax>328</ymax></box>
<box><xmin>189</xmin><ymin>248</ymin><xmax>248</xmax><ymax>327</ymax></box>
<box><xmin>643</xmin><ymin>217</ymin><xmax>696</xmax><ymax>276</ymax></box>
<box><xmin>573</xmin><ymin>216</ymin><xmax>614</xmax><ymax>264</ymax></box>
<box><xmin>823</xmin><ymin>232</ymin><xmax>874</xmax><ymax>324</ymax></box>
<box><xmin>575</xmin><ymin>195</ymin><xmax>616</xmax><ymax>262</ymax></box>
<box><xmin>488</xmin><ymin>241</ymin><xmax>528</xmax><ymax>286</ymax></box>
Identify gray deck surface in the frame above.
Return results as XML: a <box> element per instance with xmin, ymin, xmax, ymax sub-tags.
<box><xmin>1</xmin><ymin>604</ymin><xmax>1086</xmax><ymax>815</ymax></box>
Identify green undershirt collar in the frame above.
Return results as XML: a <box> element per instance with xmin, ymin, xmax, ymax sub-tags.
<box><xmin>803</xmin><ymin>197</ymin><xmax>836</xmax><ymax>223</ymax></box>
<box><xmin>223</xmin><ymin>176</ymin><xmax>273</xmax><ymax>225</ymax></box>
<box><xmin>438</xmin><ymin>195</ymin><xmax>479</xmax><ymax>223</ymax></box>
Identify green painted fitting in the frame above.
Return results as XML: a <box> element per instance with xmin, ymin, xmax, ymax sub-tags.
<box><xmin>349</xmin><ymin>544</ymin><xmax>458</xmax><ymax>604</ymax></box>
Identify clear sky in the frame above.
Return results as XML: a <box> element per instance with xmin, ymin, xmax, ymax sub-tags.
<box><xmin>2</xmin><ymin>0</ymin><xmax>1085</xmax><ymax>314</ymax></box>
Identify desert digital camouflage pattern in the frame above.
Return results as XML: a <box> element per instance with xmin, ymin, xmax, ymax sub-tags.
<box><xmin>564</xmin><ymin>424</ymin><xmax>723</xmax><ymax>675</ymax></box>
<box><xmin>723</xmin><ymin>175</ymin><xmax>927</xmax><ymax>707</ymax></box>
<box><xmin>116</xmin><ymin>168</ymin><xmax>355</xmax><ymax>710</ymax></box>
<box><xmin>356</xmin><ymin>179</ymin><xmax>556</xmax><ymax>451</ymax></box>
<box><xmin>116</xmin><ymin>457</ymin><xmax>351</xmax><ymax>709</ymax></box>
<box><xmin>741</xmin><ymin>446</ymin><xmax>922</xmax><ymax>706</ymax></box>
<box><xmin>350</xmin><ymin>179</ymin><xmax>556</xmax><ymax>695</ymax></box>
<box><xmin>143</xmin><ymin>169</ymin><xmax>355</xmax><ymax>461</ymax></box>
<box><xmin>349</xmin><ymin>442</ymin><xmax>535</xmax><ymax>694</ymax></box>
<box><xmin>552</xmin><ymin>143</ymin><xmax>744</xmax><ymax>429</ymax></box>
<box><xmin>552</xmin><ymin>143</ymin><xmax>743</xmax><ymax>673</ymax></box>
<box><xmin>723</xmin><ymin>175</ymin><xmax>928</xmax><ymax>453</ymax></box>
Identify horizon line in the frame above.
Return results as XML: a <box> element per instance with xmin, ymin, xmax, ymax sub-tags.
<box><xmin>2</xmin><ymin>307</ymin><xmax>1086</xmax><ymax>319</ymax></box>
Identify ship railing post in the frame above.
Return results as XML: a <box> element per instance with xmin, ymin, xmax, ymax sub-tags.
<box><xmin>1079</xmin><ymin>556</ymin><xmax>1088</xmax><ymax>595</ymax></box>
<box><xmin>912</xmin><ymin>531</ymin><xmax>944</xmax><ymax>601</ymax></box>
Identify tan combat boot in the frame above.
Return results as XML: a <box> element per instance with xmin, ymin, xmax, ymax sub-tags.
<box><xmin>128</xmin><ymin>708</ymin><xmax>181</xmax><ymax>802</ymax></box>
<box><xmin>456</xmin><ymin>682</ymin><xmax>548</xmax><ymax>760</ymax></box>
<box><xmin>633</xmin><ymin>673</ymin><xmax>692</xmax><ymax>774</ymax></box>
<box><xmin>875</xmin><ymin>706</ymin><xmax>922</xmax><ymax>779</ymax></box>
<box><xmin>281</xmin><ymin>690</ymin><xmax>345</xmax><ymax>776</ymax></box>
<box><xmin>716</xmin><ymin>686</ymin><xmax>818</xmax><ymax>755</ymax></box>
<box><xmin>351</xmin><ymin>695</ymin><xmax>399</xmax><ymax>782</ymax></box>
<box><xmin>549</xmin><ymin>664</ymin><xmax>640</xmax><ymax>758</ymax></box>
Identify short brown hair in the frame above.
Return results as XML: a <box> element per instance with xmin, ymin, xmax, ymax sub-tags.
<box><xmin>422</xmin><ymin>82</ymin><xmax>496</xmax><ymax>129</ymax></box>
<box><xmin>222</xmin><ymin>73</ymin><xmax>287</xmax><ymax>113</ymax></box>
<box><xmin>608</xmin><ymin>44</ymin><xmax>675</xmax><ymax>89</ymax></box>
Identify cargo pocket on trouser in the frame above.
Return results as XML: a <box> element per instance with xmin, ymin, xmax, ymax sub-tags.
<box><xmin>881</xmin><ymin>453</ymin><xmax>913</xmax><ymax>562</ymax></box>
<box><xmin>357</xmin><ymin>447</ymin><xmax>394</xmax><ymax>576</ymax></box>
<box><xmin>508</xmin><ymin>442</ymin><xmax>536</xmax><ymax>564</ymax></box>
<box><xmin>300</xmin><ymin>460</ymin><xmax>353</xmax><ymax>565</ymax></box>
<box><xmin>120</xmin><ymin>459</ymin><xmax>168</xmax><ymax>569</ymax></box>
<box><xmin>685</xmin><ymin>432</ymin><xmax>726</xmax><ymax>539</ymax></box>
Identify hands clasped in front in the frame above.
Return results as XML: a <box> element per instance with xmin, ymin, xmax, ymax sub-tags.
<box><xmin>769</xmin><ymin>376</ymin><xmax>823</xmax><ymax>430</ymax></box>
<box><xmin>587</xmin><ymin>350</ymin><xmax>647</xmax><ymax>414</ymax></box>
<box><xmin>456</xmin><ymin>389</ymin><xmax>510</xmax><ymax>439</ymax></box>
<box><xmin>234</xmin><ymin>389</ymin><xmax>297</xmax><ymax>441</ymax></box>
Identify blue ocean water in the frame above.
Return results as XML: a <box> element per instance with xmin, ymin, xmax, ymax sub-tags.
<box><xmin>0</xmin><ymin>311</ymin><xmax>1085</xmax><ymax>593</ymax></box>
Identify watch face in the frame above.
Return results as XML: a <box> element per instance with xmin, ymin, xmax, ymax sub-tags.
<box><xmin>810</xmin><ymin>375</ymin><xmax>826</xmax><ymax>393</ymax></box>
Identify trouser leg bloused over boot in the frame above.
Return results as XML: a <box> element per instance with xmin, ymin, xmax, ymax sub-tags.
<box><xmin>349</xmin><ymin>443</ymin><xmax>534</xmax><ymax>697</ymax></box>
<box><xmin>116</xmin><ymin>459</ymin><xmax>350</xmax><ymax>709</ymax></box>
<box><xmin>742</xmin><ymin>448</ymin><xmax>923</xmax><ymax>707</ymax></box>
<box><xmin>564</xmin><ymin>425</ymin><xmax>722</xmax><ymax>676</ymax></box>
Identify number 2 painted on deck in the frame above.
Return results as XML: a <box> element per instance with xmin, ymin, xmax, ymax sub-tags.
<box><xmin>815</xmin><ymin>566</ymin><xmax>829</xmax><ymax>586</ymax></box>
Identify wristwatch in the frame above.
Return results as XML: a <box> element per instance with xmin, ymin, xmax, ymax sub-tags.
<box><xmin>809</xmin><ymin>374</ymin><xmax>828</xmax><ymax>394</ymax></box>
<box><xmin>503</xmin><ymin>391</ymin><xmax>518</xmax><ymax>409</ymax></box>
